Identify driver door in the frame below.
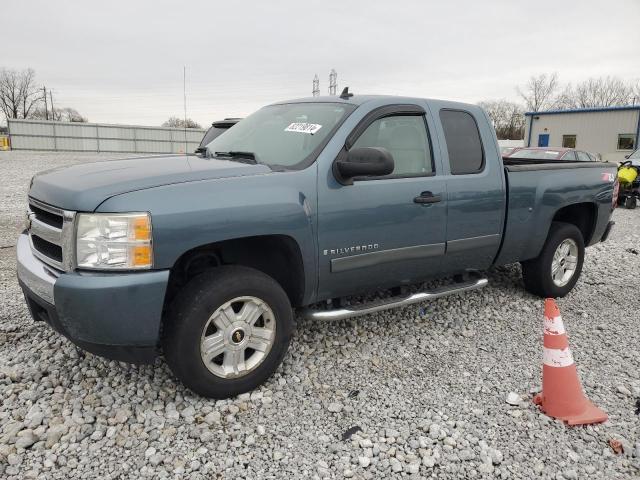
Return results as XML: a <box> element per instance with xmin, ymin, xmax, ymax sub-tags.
<box><xmin>316</xmin><ymin>105</ymin><xmax>447</xmax><ymax>300</ymax></box>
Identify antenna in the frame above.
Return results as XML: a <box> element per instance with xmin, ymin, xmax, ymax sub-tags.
<box><xmin>183</xmin><ymin>66</ymin><xmax>187</xmax><ymax>154</ymax></box>
<box><xmin>329</xmin><ymin>69</ymin><xmax>337</xmax><ymax>96</ymax></box>
<box><xmin>312</xmin><ymin>74</ymin><xmax>320</xmax><ymax>97</ymax></box>
<box><xmin>340</xmin><ymin>87</ymin><xmax>353</xmax><ymax>99</ymax></box>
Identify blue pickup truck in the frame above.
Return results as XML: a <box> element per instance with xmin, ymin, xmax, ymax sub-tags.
<box><xmin>17</xmin><ymin>93</ymin><xmax>617</xmax><ymax>398</ymax></box>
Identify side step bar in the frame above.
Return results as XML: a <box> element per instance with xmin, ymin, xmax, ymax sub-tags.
<box><xmin>303</xmin><ymin>273</ymin><xmax>488</xmax><ymax>321</ymax></box>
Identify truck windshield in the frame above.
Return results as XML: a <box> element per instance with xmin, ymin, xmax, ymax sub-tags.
<box><xmin>204</xmin><ymin>103</ymin><xmax>354</xmax><ymax>169</ymax></box>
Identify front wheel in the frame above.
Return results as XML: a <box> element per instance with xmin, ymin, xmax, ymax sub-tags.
<box><xmin>521</xmin><ymin>222</ymin><xmax>585</xmax><ymax>298</ymax></box>
<box><xmin>163</xmin><ymin>266</ymin><xmax>293</xmax><ymax>399</ymax></box>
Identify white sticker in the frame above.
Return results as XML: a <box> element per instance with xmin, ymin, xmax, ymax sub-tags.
<box><xmin>285</xmin><ymin>122</ymin><xmax>322</xmax><ymax>134</ymax></box>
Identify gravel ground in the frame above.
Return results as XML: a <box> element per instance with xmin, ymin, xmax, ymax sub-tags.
<box><xmin>0</xmin><ymin>150</ymin><xmax>639</xmax><ymax>479</ymax></box>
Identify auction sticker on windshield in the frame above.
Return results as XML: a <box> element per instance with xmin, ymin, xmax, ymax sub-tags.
<box><xmin>285</xmin><ymin>123</ymin><xmax>322</xmax><ymax>134</ymax></box>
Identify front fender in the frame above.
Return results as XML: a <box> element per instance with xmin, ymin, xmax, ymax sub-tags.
<box><xmin>96</xmin><ymin>168</ymin><xmax>318</xmax><ymax>302</ymax></box>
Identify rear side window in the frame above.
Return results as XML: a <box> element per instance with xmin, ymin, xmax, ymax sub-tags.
<box><xmin>439</xmin><ymin>110</ymin><xmax>484</xmax><ymax>175</ymax></box>
<box><xmin>576</xmin><ymin>151</ymin><xmax>591</xmax><ymax>162</ymax></box>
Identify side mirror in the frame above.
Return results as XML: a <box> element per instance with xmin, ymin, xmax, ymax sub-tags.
<box><xmin>334</xmin><ymin>147</ymin><xmax>394</xmax><ymax>185</ymax></box>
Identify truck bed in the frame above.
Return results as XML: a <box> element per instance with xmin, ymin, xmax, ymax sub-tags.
<box><xmin>502</xmin><ymin>157</ymin><xmax>617</xmax><ymax>171</ymax></box>
<box><xmin>494</xmin><ymin>160</ymin><xmax>617</xmax><ymax>266</ymax></box>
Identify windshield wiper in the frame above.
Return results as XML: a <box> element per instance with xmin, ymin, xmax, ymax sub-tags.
<box><xmin>213</xmin><ymin>151</ymin><xmax>258</xmax><ymax>164</ymax></box>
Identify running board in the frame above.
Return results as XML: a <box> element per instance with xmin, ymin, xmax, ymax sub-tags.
<box><xmin>303</xmin><ymin>274</ymin><xmax>488</xmax><ymax>321</ymax></box>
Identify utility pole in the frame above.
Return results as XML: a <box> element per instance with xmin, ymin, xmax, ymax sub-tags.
<box><xmin>183</xmin><ymin>66</ymin><xmax>187</xmax><ymax>154</ymax></box>
<box><xmin>328</xmin><ymin>69</ymin><xmax>337</xmax><ymax>96</ymax></box>
<box><xmin>49</xmin><ymin>90</ymin><xmax>55</xmax><ymax>120</ymax></box>
<box><xmin>42</xmin><ymin>87</ymin><xmax>48</xmax><ymax>120</ymax></box>
<box><xmin>312</xmin><ymin>74</ymin><xmax>320</xmax><ymax>97</ymax></box>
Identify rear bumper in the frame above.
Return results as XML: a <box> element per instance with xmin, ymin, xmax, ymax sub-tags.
<box><xmin>600</xmin><ymin>221</ymin><xmax>615</xmax><ymax>243</ymax></box>
<box><xmin>16</xmin><ymin>233</ymin><xmax>169</xmax><ymax>364</ymax></box>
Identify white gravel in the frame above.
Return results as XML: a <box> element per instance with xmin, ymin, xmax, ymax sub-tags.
<box><xmin>1</xmin><ymin>150</ymin><xmax>639</xmax><ymax>479</ymax></box>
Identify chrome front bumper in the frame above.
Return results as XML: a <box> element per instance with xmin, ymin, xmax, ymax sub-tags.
<box><xmin>16</xmin><ymin>232</ymin><xmax>59</xmax><ymax>305</ymax></box>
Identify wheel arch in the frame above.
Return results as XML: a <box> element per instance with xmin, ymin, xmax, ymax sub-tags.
<box><xmin>164</xmin><ymin>234</ymin><xmax>306</xmax><ymax>310</ymax></box>
<box><xmin>550</xmin><ymin>202</ymin><xmax>597</xmax><ymax>244</ymax></box>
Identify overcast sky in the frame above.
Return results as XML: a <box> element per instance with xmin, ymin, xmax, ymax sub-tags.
<box><xmin>3</xmin><ymin>0</ymin><xmax>639</xmax><ymax>127</ymax></box>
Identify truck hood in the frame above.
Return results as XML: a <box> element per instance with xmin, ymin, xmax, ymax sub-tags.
<box><xmin>29</xmin><ymin>154</ymin><xmax>272</xmax><ymax>211</ymax></box>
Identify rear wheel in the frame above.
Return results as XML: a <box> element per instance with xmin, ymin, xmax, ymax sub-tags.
<box><xmin>624</xmin><ymin>196</ymin><xmax>637</xmax><ymax>209</ymax></box>
<box><xmin>521</xmin><ymin>222</ymin><xmax>585</xmax><ymax>298</ymax></box>
<box><xmin>163</xmin><ymin>266</ymin><xmax>293</xmax><ymax>399</ymax></box>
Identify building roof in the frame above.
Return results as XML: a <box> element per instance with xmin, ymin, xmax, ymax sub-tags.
<box><xmin>525</xmin><ymin>105</ymin><xmax>640</xmax><ymax>116</ymax></box>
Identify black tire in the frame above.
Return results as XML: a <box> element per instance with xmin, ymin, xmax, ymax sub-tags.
<box><xmin>163</xmin><ymin>266</ymin><xmax>293</xmax><ymax>399</ymax></box>
<box><xmin>521</xmin><ymin>222</ymin><xmax>585</xmax><ymax>298</ymax></box>
<box><xmin>624</xmin><ymin>196</ymin><xmax>637</xmax><ymax>209</ymax></box>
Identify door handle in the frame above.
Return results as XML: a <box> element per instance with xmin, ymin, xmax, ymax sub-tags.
<box><xmin>414</xmin><ymin>191</ymin><xmax>441</xmax><ymax>204</ymax></box>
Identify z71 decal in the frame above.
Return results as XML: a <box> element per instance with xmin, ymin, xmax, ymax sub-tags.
<box><xmin>601</xmin><ymin>172</ymin><xmax>615</xmax><ymax>182</ymax></box>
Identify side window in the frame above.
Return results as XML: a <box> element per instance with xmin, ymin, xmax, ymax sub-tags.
<box><xmin>439</xmin><ymin>110</ymin><xmax>484</xmax><ymax>175</ymax></box>
<box><xmin>562</xmin><ymin>151</ymin><xmax>577</xmax><ymax>161</ymax></box>
<box><xmin>351</xmin><ymin>115</ymin><xmax>433</xmax><ymax>176</ymax></box>
<box><xmin>576</xmin><ymin>151</ymin><xmax>591</xmax><ymax>162</ymax></box>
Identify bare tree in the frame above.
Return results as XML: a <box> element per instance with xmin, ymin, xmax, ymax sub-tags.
<box><xmin>631</xmin><ymin>81</ymin><xmax>640</xmax><ymax>105</ymax></box>
<box><xmin>54</xmin><ymin>107</ymin><xmax>87</xmax><ymax>122</ymax></box>
<box><xmin>162</xmin><ymin>116</ymin><xmax>202</xmax><ymax>129</ymax></box>
<box><xmin>478</xmin><ymin>99</ymin><xmax>525</xmax><ymax>139</ymax></box>
<box><xmin>552</xmin><ymin>84</ymin><xmax>577</xmax><ymax>110</ymax></box>
<box><xmin>32</xmin><ymin>106</ymin><xmax>88</xmax><ymax>122</ymax></box>
<box><xmin>479</xmin><ymin>100</ymin><xmax>507</xmax><ymax>128</ymax></box>
<box><xmin>573</xmin><ymin>76</ymin><xmax>634</xmax><ymax>108</ymax></box>
<box><xmin>0</xmin><ymin>68</ymin><xmax>42</xmax><ymax>121</ymax></box>
<box><xmin>516</xmin><ymin>73</ymin><xmax>559</xmax><ymax>112</ymax></box>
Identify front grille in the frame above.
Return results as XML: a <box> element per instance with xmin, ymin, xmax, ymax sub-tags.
<box><xmin>31</xmin><ymin>235</ymin><xmax>63</xmax><ymax>262</ymax></box>
<box><xmin>27</xmin><ymin>198</ymin><xmax>74</xmax><ymax>271</ymax></box>
<box><xmin>29</xmin><ymin>203</ymin><xmax>63</xmax><ymax>229</ymax></box>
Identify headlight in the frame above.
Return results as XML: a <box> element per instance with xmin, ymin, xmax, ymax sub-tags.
<box><xmin>75</xmin><ymin>213</ymin><xmax>153</xmax><ymax>270</ymax></box>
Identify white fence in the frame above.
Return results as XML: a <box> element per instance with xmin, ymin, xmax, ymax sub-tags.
<box><xmin>7</xmin><ymin>119</ymin><xmax>206</xmax><ymax>154</ymax></box>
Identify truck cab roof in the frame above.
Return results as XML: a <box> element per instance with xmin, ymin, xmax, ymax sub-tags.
<box><xmin>273</xmin><ymin>94</ymin><xmax>478</xmax><ymax>111</ymax></box>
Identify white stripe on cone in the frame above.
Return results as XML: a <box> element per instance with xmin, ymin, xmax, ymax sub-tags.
<box><xmin>543</xmin><ymin>346</ymin><xmax>574</xmax><ymax>367</ymax></box>
<box><xmin>544</xmin><ymin>315</ymin><xmax>566</xmax><ymax>335</ymax></box>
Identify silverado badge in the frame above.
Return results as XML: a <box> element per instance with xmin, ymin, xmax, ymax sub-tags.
<box><xmin>323</xmin><ymin>244</ymin><xmax>379</xmax><ymax>256</ymax></box>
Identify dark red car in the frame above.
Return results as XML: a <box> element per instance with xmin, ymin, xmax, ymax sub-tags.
<box><xmin>504</xmin><ymin>147</ymin><xmax>597</xmax><ymax>162</ymax></box>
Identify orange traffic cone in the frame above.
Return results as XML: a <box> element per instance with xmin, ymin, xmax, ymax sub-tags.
<box><xmin>533</xmin><ymin>298</ymin><xmax>607</xmax><ymax>425</ymax></box>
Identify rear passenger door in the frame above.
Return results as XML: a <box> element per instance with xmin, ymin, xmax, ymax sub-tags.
<box><xmin>431</xmin><ymin>107</ymin><xmax>506</xmax><ymax>273</ymax></box>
